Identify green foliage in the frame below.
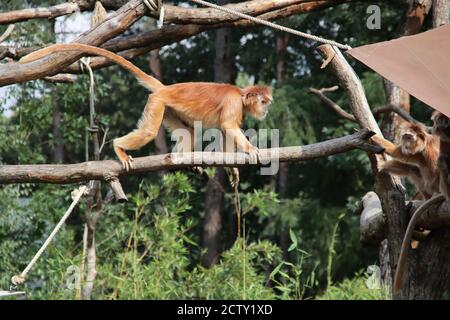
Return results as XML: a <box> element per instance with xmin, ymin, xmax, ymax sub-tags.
<box><xmin>318</xmin><ymin>272</ymin><xmax>390</xmax><ymax>300</ymax></box>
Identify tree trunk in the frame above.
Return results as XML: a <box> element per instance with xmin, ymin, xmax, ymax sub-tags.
<box><xmin>50</xmin><ymin>20</ymin><xmax>64</xmax><ymax>163</ymax></box>
<box><xmin>202</xmin><ymin>168</ymin><xmax>227</xmax><ymax>267</ymax></box>
<box><xmin>273</xmin><ymin>33</ymin><xmax>290</xmax><ymax>257</ymax></box>
<box><xmin>275</xmin><ymin>34</ymin><xmax>289</xmax><ymax>86</ymax></box>
<box><xmin>202</xmin><ymin>0</ymin><xmax>236</xmax><ymax>267</ymax></box>
<box><xmin>51</xmin><ymin>89</ymin><xmax>64</xmax><ymax>163</ymax></box>
<box><xmin>432</xmin><ymin>0</ymin><xmax>449</xmax><ymax>27</ymax></box>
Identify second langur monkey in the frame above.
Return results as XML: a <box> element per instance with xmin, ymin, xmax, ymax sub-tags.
<box><xmin>392</xmin><ymin>112</ymin><xmax>450</xmax><ymax>293</ymax></box>
<box><xmin>20</xmin><ymin>44</ymin><xmax>273</xmax><ymax>170</ymax></box>
<box><xmin>371</xmin><ymin>122</ymin><xmax>440</xmax><ymax>200</ymax></box>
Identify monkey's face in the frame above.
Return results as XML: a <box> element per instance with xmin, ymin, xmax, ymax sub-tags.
<box><xmin>254</xmin><ymin>94</ymin><xmax>273</xmax><ymax>120</ymax></box>
<box><xmin>243</xmin><ymin>86</ymin><xmax>273</xmax><ymax>120</ymax></box>
<box><xmin>400</xmin><ymin>128</ymin><xmax>425</xmax><ymax>155</ymax></box>
<box><xmin>432</xmin><ymin>111</ymin><xmax>450</xmax><ymax>142</ymax></box>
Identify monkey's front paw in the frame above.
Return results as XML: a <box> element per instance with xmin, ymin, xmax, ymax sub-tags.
<box><xmin>120</xmin><ymin>155</ymin><xmax>134</xmax><ymax>171</ymax></box>
<box><xmin>247</xmin><ymin>147</ymin><xmax>260</xmax><ymax>164</ymax></box>
<box><xmin>191</xmin><ymin>166</ymin><xmax>204</xmax><ymax>175</ymax></box>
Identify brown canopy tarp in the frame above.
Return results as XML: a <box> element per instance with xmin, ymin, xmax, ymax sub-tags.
<box><xmin>347</xmin><ymin>24</ymin><xmax>450</xmax><ymax>117</ymax></box>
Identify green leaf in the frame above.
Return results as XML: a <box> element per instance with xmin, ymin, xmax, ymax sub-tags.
<box><xmin>269</xmin><ymin>263</ymin><xmax>283</xmax><ymax>279</ymax></box>
<box><xmin>289</xmin><ymin>229</ymin><xmax>298</xmax><ymax>248</ymax></box>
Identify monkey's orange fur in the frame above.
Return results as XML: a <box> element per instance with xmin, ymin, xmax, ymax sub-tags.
<box><xmin>393</xmin><ymin>116</ymin><xmax>450</xmax><ymax>294</ymax></box>
<box><xmin>21</xmin><ymin>44</ymin><xmax>273</xmax><ymax>170</ymax></box>
<box><xmin>372</xmin><ymin>122</ymin><xmax>440</xmax><ymax>199</ymax></box>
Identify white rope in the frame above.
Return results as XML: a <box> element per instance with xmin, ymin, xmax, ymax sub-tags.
<box><xmin>11</xmin><ymin>185</ymin><xmax>89</xmax><ymax>287</ymax></box>
<box><xmin>143</xmin><ymin>0</ymin><xmax>165</xmax><ymax>29</ymax></box>
<box><xmin>157</xmin><ymin>6</ymin><xmax>165</xmax><ymax>29</ymax></box>
<box><xmin>189</xmin><ymin>0</ymin><xmax>351</xmax><ymax>50</ymax></box>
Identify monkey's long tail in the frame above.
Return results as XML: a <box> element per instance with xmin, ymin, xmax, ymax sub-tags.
<box><xmin>20</xmin><ymin>43</ymin><xmax>164</xmax><ymax>92</ymax></box>
<box><xmin>393</xmin><ymin>193</ymin><xmax>445</xmax><ymax>294</ymax></box>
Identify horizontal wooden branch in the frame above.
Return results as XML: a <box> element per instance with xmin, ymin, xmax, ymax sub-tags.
<box><xmin>0</xmin><ymin>2</ymin><xmax>82</xmax><ymax>25</ymax></box>
<box><xmin>0</xmin><ymin>128</ymin><xmax>381</xmax><ymax>184</ymax></box>
<box><xmin>0</xmin><ymin>1</ymin><xmax>133</xmax><ymax>25</ymax></box>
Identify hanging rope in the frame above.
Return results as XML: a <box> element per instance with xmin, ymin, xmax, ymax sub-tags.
<box><xmin>143</xmin><ymin>0</ymin><xmax>165</xmax><ymax>29</ymax></box>
<box><xmin>11</xmin><ymin>185</ymin><xmax>90</xmax><ymax>287</ymax></box>
<box><xmin>189</xmin><ymin>0</ymin><xmax>351</xmax><ymax>50</ymax></box>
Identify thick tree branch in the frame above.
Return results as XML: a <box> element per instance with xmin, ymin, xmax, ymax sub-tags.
<box><xmin>0</xmin><ymin>128</ymin><xmax>381</xmax><ymax>184</ymax></box>
<box><xmin>358</xmin><ymin>191</ymin><xmax>386</xmax><ymax>245</ymax></box>
<box><xmin>316</xmin><ymin>44</ymin><xmax>407</xmax><ymax>299</ymax></box>
<box><xmin>432</xmin><ymin>0</ymin><xmax>449</xmax><ymax>27</ymax></box>
<box><xmin>358</xmin><ymin>191</ymin><xmax>450</xmax><ymax>245</ymax></box>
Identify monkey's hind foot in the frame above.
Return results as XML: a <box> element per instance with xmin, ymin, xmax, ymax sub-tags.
<box><xmin>191</xmin><ymin>166</ymin><xmax>204</xmax><ymax>175</ymax></box>
<box><xmin>120</xmin><ymin>154</ymin><xmax>134</xmax><ymax>171</ymax></box>
<box><xmin>229</xmin><ymin>167</ymin><xmax>240</xmax><ymax>189</ymax></box>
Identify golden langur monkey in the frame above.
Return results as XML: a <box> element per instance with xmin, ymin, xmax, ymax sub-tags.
<box><xmin>431</xmin><ymin>111</ymin><xmax>450</xmax><ymax>201</ymax></box>
<box><xmin>20</xmin><ymin>44</ymin><xmax>273</xmax><ymax>170</ymax></box>
<box><xmin>372</xmin><ymin>117</ymin><xmax>449</xmax><ymax>293</ymax></box>
<box><xmin>371</xmin><ymin>122</ymin><xmax>440</xmax><ymax>200</ymax></box>
<box><xmin>392</xmin><ymin>112</ymin><xmax>450</xmax><ymax>293</ymax></box>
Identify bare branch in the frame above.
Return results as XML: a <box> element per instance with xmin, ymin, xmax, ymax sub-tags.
<box><xmin>372</xmin><ymin>104</ymin><xmax>420</xmax><ymax>124</ymax></box>
<box><xmin>0</xmin><ymin>128</ymin><xmax>381</xmax><ymax>184</ymax></box>
<box><xmin>108</xmin><ymin>178</ymin><xmax>128</xmax><ymax>202</ymax></box>
<box><xmin>309</xmin><ymin>86</ymin><xmax>424</xmax><ymax>126</ymax></box>
<box><xmin>0</xmin><ymin>24</ymin><xmax>15</xmax><ymax>43</ymax></box>
<box><xmin>0</xmin><ymin>3</ymin><xmax>81</xmax><ymax>25</ymax></box>
<box><xmin>43</xmin><ymin>74</ymin><xmax>77</xmax><ymax>84</ymax></box>
<box><xmin>308</xmin><ymin>86</ymin><xmax>356</xmax><ymax>122</ymax></box>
